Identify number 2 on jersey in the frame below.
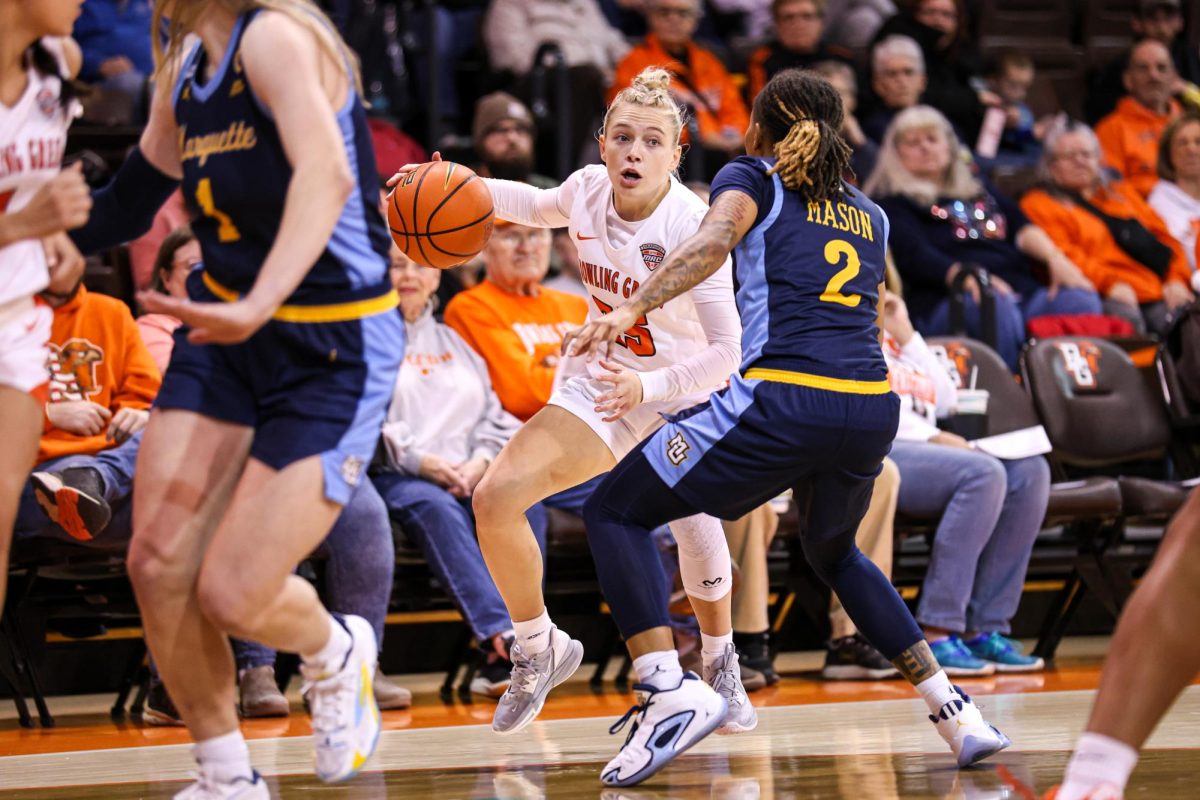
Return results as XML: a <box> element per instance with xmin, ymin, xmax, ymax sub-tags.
<box><xmin>820</xmin><ymin>239</ymin><xmax>862</xmax><ymax>308</ymax></box>
<box><xmin>195</xmin><ymin>178</ymin><xmax>241</xmax><ymax>243</ymax></box>
<box><xmin>592</xmin><ymin>297</ymin><xmax>657</xmax><ymax>357</ymax></box>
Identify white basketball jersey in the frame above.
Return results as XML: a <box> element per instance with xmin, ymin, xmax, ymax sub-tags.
<box><xmin>563</xmin><ymin>165</ymin><xmax>735</xmax><ymax>403</ymax></box>
<box><xmin>0</xmin><ymin>38</ymin><xmax>80</xmax><ymax>307</ymax></box>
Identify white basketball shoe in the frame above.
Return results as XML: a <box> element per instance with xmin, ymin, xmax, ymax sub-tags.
<box><xmin>173</xmin><ymin>768</ymin><xmax>269</xmax><ymax>799</ymax></box>
<box><xmin>600</xmin><ymin>672</ymin><xmax>727</xmax><ymax>787</ymax></box>
<box><xmin>931</xmin><ymin>685</ymin><xmax>1012</xmax><ymax>767</ymax></box>
<box><xmin>301</xmin><ymin>614</ymin><xmax>382</xmax><ymax>783</ymax></box>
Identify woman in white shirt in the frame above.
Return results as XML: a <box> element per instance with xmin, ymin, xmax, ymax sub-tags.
<box><xmin>1149</xmin><ymin>112</ymin><xmax>1200</xmax><ymax>276</ymax></box>
<box><xmin>883</xmin><ymin>281</ymin><xmax>1049</xmax><ymax>677</ymax></box>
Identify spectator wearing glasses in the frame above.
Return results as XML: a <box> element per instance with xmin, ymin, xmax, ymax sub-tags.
<box><xmin>863</xmin><ymin>35</ymin><xmax>927</xmax><ymax>143</ymax></box>
<box><xmin>1095</xmin><ymin>39</ymin><xmax>1184</xmax><ymax>198</ymax></box>
<box><xmin>610</xmin><ymin>0</ymin><xmax>751</xmax><ymax>170</ymax></box>
<box><xmin>1021</xmin><ymin>122</ymin><xmax>1194</xmax><ymax>335</ymax></box>
<box><xmin>746</xmin><ymin>0</ymin><xmax>854</xmax><ymax>104</ymax></box>
<box><xmin>472</xmin><ymin>93</ymin><xmax>556</xmax><ymax>188</ymax></box>
<box><xmin>1087</xmin><ymin>0</ymin><xmax>1200</xmax><ymax>125</ymax></box>
<box><xmin>445</xmin><ymin>220</ymin><xmax>588</xmax><ymax>423</ymax></box>
<box><xmin>872</xmin><ymin>0</ymin><xmax>995</xmax><ymax>144</ymax></box>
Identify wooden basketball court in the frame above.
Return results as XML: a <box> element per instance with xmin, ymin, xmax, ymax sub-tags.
<box><xmin>2</xmin><ymin>640</ymin><xmax>1198</xmax><ymax>798</ymax></box>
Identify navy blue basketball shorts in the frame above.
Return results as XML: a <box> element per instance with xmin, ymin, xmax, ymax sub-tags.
<box><xmin>643</xmin><ymin>371</ymin><xmax>901</xmax><ymax>532</ymax></box>
<box><xmin>155</xmin><ymin>274</ymin><xmax>404</xmax><ymax>505</ymax></box>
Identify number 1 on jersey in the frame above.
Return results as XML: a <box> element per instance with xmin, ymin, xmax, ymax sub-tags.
<box><xmin>820</xmin><ymin>239</ymin><xmax>863</xmax><ymax>307</ymax></box>
<box><xmin>195</xmin><ymin>178</ymin><xmax>241</xmax><ymax>243</ymax></box>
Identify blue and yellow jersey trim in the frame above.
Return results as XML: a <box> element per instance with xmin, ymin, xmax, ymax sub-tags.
<box><xmin>202</xmin><ymin>272</ymin><xmax>398</xmax><ymax>324</ymax></box>
<box><xmin>744</xmin><ymin>367</ymin><xmax>891</xmax><ymax>395</ymax></box>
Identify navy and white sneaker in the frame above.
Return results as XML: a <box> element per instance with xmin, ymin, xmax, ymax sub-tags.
<box><xmin>930</xmin><ymin>685</ymin><xmax>1012</xmax><ymax>767</ymax></box>
<box><xmin>600</xmin><ymin>672</ymin><xmax>727</xmax><ymax>787</ymax></box>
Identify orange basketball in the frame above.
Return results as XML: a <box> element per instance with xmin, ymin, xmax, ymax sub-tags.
<box><xmin>386</xmin><ymin>161</ymin><xmax>495</xmax><ymax>270</ymax></box>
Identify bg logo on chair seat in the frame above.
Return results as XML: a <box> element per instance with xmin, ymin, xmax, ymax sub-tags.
<box><xmin>1056</xmin><ymin>341</ymin><xmax>1101</xmax><ymax>389</ymax></box>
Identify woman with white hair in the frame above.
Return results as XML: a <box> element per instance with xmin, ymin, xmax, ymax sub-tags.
<box><xmin>1021</xmin><ymin>120</ymin><xmax>1194</xmax><ymax>335</ymax></box>
<box><xmin>864</xmin><ymin>105</ymin><xmax>1101</xmax><ymax>369</ymax></box>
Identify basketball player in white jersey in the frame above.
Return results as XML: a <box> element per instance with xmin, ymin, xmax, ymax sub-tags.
<box><xmin>0</xmin><ymin>0</ymin><xmax>91</xmax><ymax>613</ymax></box>
<box><xmin>391</xmin><ymin>68</ymin><xmax>753</xmax><ymax>747</ymax></box>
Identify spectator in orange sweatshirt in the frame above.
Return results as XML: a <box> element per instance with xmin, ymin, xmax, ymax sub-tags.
<box><xmin>1021</xmin><ymin>121</ymin><xmax>1194</xmax><ymax>335</ymax></box>
<box><xmin>445</xmin><ymin>220</ymin><xmax>588</xmax><ymax>422</ymax></box>
<box><xmin>609</xmin><ymin>0</ymin><xmax>749</xmax><ymax>177</ymax></box>
<box><xmin>1095</xmin><ymin>39</ymin><xmax>1182</xmax><ymax>197</ymax></box>
<box><xmin>15</xmin><ymin>280</ymin><xmax>161</xmax><ymax>544</ymax></box>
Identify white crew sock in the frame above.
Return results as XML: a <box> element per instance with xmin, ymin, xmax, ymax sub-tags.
<box><xmin>194</xmin><ymin>729</ymin><xmax>254</xmax><ymax>783</ymax></box>
<box><xmin>1058</xmin><ymin>732</ymin><xmax>1139</xmax><ymax>800</ymax></box>
<box><xmin>301</xmin><ymin>614</ymin><xmax>352</xmax><ymax>676</ymax></box>
<box><xmin>700</xmin><ymin>630</ymin><xmax>734</xmax><ymax>671</ymax></box>
<box><xmin>915</xmin><ymin>670</ymin><xmax>960</xmax><ymax>715</ymax></box>
<box><xmin>633</xmin><ymin>650</ymin><xmax>684</xmax><ymax>691</ymax></box>
<box><xmin>512</xmin><ymin>609</ymin><xmax>553</xmax><ymax>656</ymax></box>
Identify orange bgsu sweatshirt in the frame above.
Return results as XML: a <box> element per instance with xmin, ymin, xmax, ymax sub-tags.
<box><xmin>444</xmin><ymin>280</ymin><xmax>588</xmax><ymax>422</ymax></box>
<box><xmin>38</xmin><ymin>285</ymin><xmax>162</xmax><ymax>464</ymax></box>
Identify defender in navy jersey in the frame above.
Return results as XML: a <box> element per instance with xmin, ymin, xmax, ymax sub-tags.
<box><xmin>566</xmin><ymin>70</ymin><xmax>1011</xmax><ymax>776</ymax></box>
<box><xmin>66</xmin><ymin>3</ymin><xmax>397</xmax><ymax>795</ymax></box>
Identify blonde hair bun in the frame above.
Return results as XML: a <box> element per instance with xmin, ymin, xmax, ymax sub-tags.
<box><xmin>632</xmin><ymin>67</ymin><xmax>673</xmax><ymax>94</ymax></box>
<box><xmin>602</xmin><ymin>66</ymin><xmax>685</xmax><ymax>145</ymax></box>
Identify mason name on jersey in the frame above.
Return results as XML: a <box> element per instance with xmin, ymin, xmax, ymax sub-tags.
<box><xmin>805</xmin><ymin>199</ymin><xmax>877</xmax><ymax>242</ymax></box>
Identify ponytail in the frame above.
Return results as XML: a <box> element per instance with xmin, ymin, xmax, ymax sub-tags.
<box><xmin>753</xmin><ymin>70</ymin><xmax>852</xmax><ymax>202</ymax></box>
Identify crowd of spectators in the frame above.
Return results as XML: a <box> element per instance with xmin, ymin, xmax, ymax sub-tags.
<box><xmin>24</xmin><ymin>0</ymin><xmax>1200</xmax><ymax>698</ymax></box>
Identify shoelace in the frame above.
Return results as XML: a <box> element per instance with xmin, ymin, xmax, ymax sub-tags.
<box><xmin>302</xmin><ymin>672</ymin><xmax>352</xmax><ymax>735</ymax></box>
<box><xmin>928</xmin><ymin>687</ymin><xmax>972</xmax><ymax>724</ymax></box>
<box><xmin>609</xmin><ymin>686</ymin><xmax>655</xmax><ymax>746</ymax></box>
<box><xmin>982</xmin><ymin>632</ymin><xmax>1015</xmax><ymax>654</ymax></box>
<box><xmin>500</xmin><ymin>644</ymin><xmax>542</xmax><ymax>702</ymax></box>
<box><xmin>709</xmin><ymin>661</ymin><xmax>743</xmax><ymax>704</ymax></box>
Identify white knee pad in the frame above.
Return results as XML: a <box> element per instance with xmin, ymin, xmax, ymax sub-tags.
<box><xmin>669</xmin><ymin>514</ymin><xmax>733</xmax><ymax>602</ymax></box>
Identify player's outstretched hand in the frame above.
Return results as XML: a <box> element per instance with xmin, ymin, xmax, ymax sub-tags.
<box><xmin>386</xmin><ymin>151</ymin><xmax>442</xmax><ymax>187</ymax></box>
<box><xmin>562</xmin><ymin>306</ymin><xmax>638</xmax><ymax>361</ymax></box>
<box><xmin>137</xmin><ymin>292</ymin><xmax>271</xmax><ymax>345</ymax></box>
<box><xmin>594</xmin><ymin>359</ymin><xmax>643</xmax><ymax>422</ymax></box>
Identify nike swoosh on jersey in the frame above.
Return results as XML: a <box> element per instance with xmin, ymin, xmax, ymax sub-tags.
<box><xmin>576</xmin><ymin>233</ymin><xmax>598</xmax><ymax>240</ymax></box>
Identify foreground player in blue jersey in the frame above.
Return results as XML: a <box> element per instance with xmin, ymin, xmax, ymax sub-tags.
<box><xmin>565</xmin><ymin>70</ymin><xmax>1011</xmax><ymax>787</ymax></box>
<box><xmin>68</xmin><ymin>2</ymin><xmax>400</xmax><ymax>796</ymax></box>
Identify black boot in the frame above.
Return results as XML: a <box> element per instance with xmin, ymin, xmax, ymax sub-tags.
<box><xmin>733</xmin><ymin>630</ymin><xmax>779</xmax><ymax>687</ymax></box>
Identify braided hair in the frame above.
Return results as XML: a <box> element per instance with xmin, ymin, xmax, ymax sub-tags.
<box><xmin>753</xmin><ymin>69</ymin><xmax>851</xmax><ymax>203</ymax></box>
<box><xmin>27</xmin><ymin>40</ymin><xmax>83</xmax><ymax>109</ymax></box>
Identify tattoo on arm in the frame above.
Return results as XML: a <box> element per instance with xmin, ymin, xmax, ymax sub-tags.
<box><xmin>893</xmin><ymin>639</ymin><xmax>939</xmax><ymax>684</ymax></box>
<box><xmin>627</xmin><ymin>190</ymin><xmax>758</xmax><ymax>317</ymax></box>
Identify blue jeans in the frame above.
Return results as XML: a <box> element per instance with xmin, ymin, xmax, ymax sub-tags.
<box><xmin>372</xmin><ymin>472</ymin><xmax>545</xmax><ymax>643</ymax></box>
<box><xmin>14</xmin><ymin>431</ymin><xmax>142</xmax><ymax>546</ymax></box>
<box><xmin>890</xmin><ymin>442</ymin><xmax>1050</xmax><ymax>634</ymax></box>
<box><xmin>920</xmin><ymin>286</ymin><xmax>1102</xmax><ymax>371</ymax></box>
